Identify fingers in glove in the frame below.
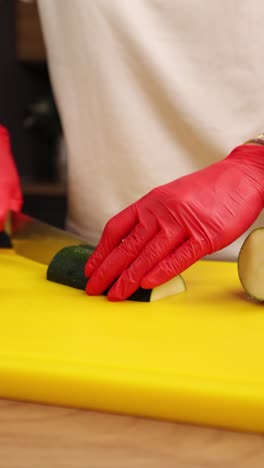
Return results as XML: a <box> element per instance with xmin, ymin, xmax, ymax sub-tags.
<box><xmin>11</xmin><ymin>177</ymin><xmax>23</xmax><ymax>211</ymax></box>
<box><xmin>0</xmin><ymin>125</ymin><xmax>11</xmax><ymax>151</ymax></box>
<box><xmin>85</xmin><ymin>204</ymin><xmax>138</xmax><ymax>278</ymax></box>
<box><xmin>10</xmin><ymin>191</ymin><xmax>23</xmax><ymax>212</ymax></box>
<box><xmin>141</xmin><ymin>236</ymin><xmax>209</xmax><ymax>289</ymax></box>
<box><xmin>0</xmin><ymin>195</ymin><xmax>9</xmax><ymax>231</ymax></box>
<box><xmin>107</xmin><ymin>227</ymin><xmax>186</xmax><ymax>301</ymax></box>
<box><xmin>86</xmin><ymin>214</ymin><xmax>159</xmax><ymax>295</ymax></box>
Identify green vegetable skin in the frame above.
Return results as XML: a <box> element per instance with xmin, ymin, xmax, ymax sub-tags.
<box><xmin>238</xmin><ymin>228</ymin><xmax>264</xmax><ymax>301</ymax></box>
<box><xmin>47</xmin><ymin>245</ymin><xmax>186</xmax><ymax>302</ymax></box>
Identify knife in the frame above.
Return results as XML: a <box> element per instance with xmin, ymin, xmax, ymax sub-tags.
<box><xmin>3</xmin><ymin>212</ymin><xmax>94</xmax><ymax>265</ymax></box>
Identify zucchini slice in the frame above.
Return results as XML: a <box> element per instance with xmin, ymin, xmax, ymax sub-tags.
<box><xmin>238</xmin><ymin>228</ymin><xmax>264</xmax><ymax>301</ymax></box>
<box><xmin>47</xmin><ymin>245</ymin><xmax>186</xmax><ymax>301</ymax></box>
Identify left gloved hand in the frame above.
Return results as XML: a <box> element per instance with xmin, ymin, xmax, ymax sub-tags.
<box><xmin>0</xmin><ymin>126</ymin><xmax>23</xmax><ymax>230</ymax></box>
<box><xmin>85</xmin><ymin>144</ymin><xmax>264</xmax><ymax>301</ymax></box>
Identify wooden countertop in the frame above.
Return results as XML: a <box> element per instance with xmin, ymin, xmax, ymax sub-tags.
<box><xmin>1</xmin><ymin>399</ymin><xmax>264</xmax><ymax>467</ymax></box>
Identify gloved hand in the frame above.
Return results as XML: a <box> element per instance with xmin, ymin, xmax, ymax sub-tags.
<box><xmin>85</xmin><ymin>144</ymin><xmax>264</xmax><ymax>301</ymax></box>
<box><xmin>0</xmin><ymin>125</ymin><xmax>23</xmax><ymax>230</ymax></box>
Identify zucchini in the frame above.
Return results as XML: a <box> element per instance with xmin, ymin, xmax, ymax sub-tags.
<box><xmin>47</xmin><ymin>245</ymin><xmax>186</xmax><ymax>301</ymax></box>
<box><xmin>47</xmin><ymin>245</ymin><xmax>90</xmax><ymax>290</ymax></box>
<box><xmin>238</xmin><ymin>228</ymin><xmax>264</xmax><ymax>301</ymax></box>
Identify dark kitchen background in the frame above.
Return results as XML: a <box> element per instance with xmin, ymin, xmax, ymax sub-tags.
<box><xmin>0</xmin><ymin>0</ymin><xmax>66</xmax><ymax>228</ymax></box>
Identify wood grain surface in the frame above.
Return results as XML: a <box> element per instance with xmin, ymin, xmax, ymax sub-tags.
<box><xmin>1</xmin><ymin>399</ymin><xmax>264</xmax><ymax>468</ymax></box>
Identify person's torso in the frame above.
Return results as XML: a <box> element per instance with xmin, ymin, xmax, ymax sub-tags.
<box><xmin>38</xmin><ymin>0</ymin><xmax>264</xmax><ymax>259</ymax></box>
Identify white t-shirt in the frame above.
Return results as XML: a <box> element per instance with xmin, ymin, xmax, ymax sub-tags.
<box><xmin>37</xmin><ymin>0</ymin><xmax>264</xmax><ymax>260</ymax></box>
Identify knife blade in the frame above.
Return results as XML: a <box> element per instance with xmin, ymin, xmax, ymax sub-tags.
<box><xmin>7</xmin><ymin>212</ymin><xmax>94</xmax><ymax>265</ymax></box>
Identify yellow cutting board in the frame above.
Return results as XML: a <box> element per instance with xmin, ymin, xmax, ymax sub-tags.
<box><xmin>1</xmin><ymin>250</ymin><xmax>264</xmax><ymax>433</ymax></box>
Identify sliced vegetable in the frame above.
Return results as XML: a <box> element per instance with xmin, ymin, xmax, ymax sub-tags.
<box><xmin>47</xmin><ymin>245</ymin><xmax>90</xmax><ymax>290</ymax></box>
<box><xmin>147</xmin><ymin>275</ymin><xmax>186</xmax><ymax>301</ymax></box>
<box><xmin>47</xmin><ymin>245</ymin><xmax>186</xmax><ymax>301</ymax></box>
<box><xmin>238</xmin><ymin>228</ymin><xmax>264</xmax><ymax>301</ymax></box>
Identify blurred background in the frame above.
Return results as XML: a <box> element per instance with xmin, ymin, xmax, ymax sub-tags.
<box><xmin>1</xmin><ymin>0</ymin><xmax>66</xmax><ymax>228</ymax></box>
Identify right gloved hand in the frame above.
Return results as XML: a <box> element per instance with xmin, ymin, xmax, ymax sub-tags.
<box><xmin>85</xmin><ymin>144</ymin><xmax>264</xmax><ymax>301</ymax></box>
<box><xmin>0</xmin><ymin>125</ymin><xmax>23</xmax><ymax>230</ymax></box>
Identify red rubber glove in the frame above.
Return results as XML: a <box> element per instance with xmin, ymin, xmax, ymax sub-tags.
<box><xmin>0</xmin><ymin>125</ymin><xmax>23</xmax><ymax>230</ymax></box>
<box><xmin>85</xmin><ymin>144</ymin><xmax>264</xmax><ymax>301</ymax></box>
